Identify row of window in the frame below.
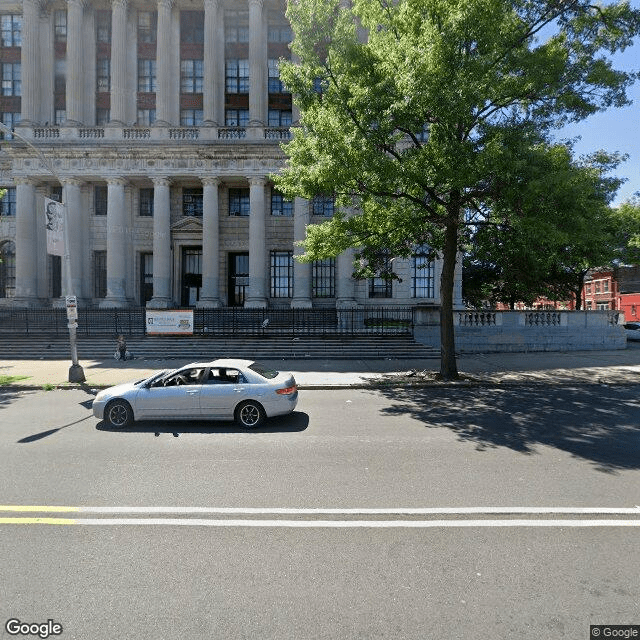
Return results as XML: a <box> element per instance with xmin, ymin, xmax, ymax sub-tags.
<box><xmin>1</xmin><ymin>11</ymin><xmax>291</xmax><ymax>48</ymax></box>
<box><xmin>585</xmin><ymin>280</ymin><xmax>610</xmax><ymax>294</ymax></box>
<box><xmin>0</xmin><ymin>241</ymin><xmax>435</xmax><ymax>301</ymax></box>
<box><xmin>0</xmin><ymin>187</ymin><xmax>331</xmax><ymax>219</ymax></box>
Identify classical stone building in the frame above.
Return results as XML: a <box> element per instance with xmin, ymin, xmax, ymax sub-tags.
<box><xmin>0</xmin><ymin>0</ymin><xmax>460</xmax><ymax>311</ymax></box>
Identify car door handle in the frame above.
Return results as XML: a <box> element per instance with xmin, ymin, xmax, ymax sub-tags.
<box><xmin>186</xmin><ymin>390</ymin><xmax>199</xmax><ymax>395</ymax></box>
<box><xmin>233</xmin><ymin>387</ymin><xmax>243</xmax><ymax>393</ymax></box>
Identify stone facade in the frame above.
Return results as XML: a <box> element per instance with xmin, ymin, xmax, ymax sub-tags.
<box><xmin>0</xmin><ymin>0</ymin><xmax>460</xmax><ymax>310</ymax></box>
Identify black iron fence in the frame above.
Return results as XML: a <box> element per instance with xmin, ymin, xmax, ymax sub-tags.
<box><xmin>0</xmin><ymin>307</ymin><xmax>414</xmax><ymax>337</ymax></box>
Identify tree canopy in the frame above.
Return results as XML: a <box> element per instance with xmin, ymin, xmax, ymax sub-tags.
<box><xmin>275</xmin><ymin>0</ymin><xmax>640</xmax><ymax>379</ymax></box>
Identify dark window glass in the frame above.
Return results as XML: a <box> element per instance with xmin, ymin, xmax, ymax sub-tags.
<box><xmin>95</xmin><ymin>186</ymin><xmax>107</xmax><ymax>216</ymax></box>
<box><xmin>0</xmin><ymin>240</ymin><xmax>15</xmax><ymax>298</ymax></box>
<box><xmin>271</xmin><ymin>251</ymin><xmax>293</xmax><ymax>298</ymax></box>
<box><xmin>312</xmin><ymin>258</ymin><xmax>335</xmax><ymax>298</ymax></box>
<box><xmin>138</xmin><ymin>11</ymin><xmax>157</xmax><ymax>44</ymax></box>
<box><xmin>271</xmin><ymin>192</ymin><xmax>292</xmax><ymax>216</ymax></box>
<box><xmin>183</xmin><ymin>188</ymin><xmax>203</xmax><ymax>216</ymax></box>
<box><xmin>312</xmin><ymin>194</ymin><xmax>334</xmax><ymax>217</ymax></box>
<box><xmin>412</xmin><ymin>245</ymin><xmax>434</xmax><ymax>298</ymax></box>
<box><xmin>139</xmin><ymin>188</ymin><xmax>154</xmax><ymax>217</ymax></box>
<box><xmin>94</xmin><ymin>250</ymin><xmax>107</xmax><ymax>298</ymax></box>
<box><xmin>0</xmin><ymin>186</ymin><xmax>16</xmax><ymax>216</ymax></box>
<box><xmin>180</xmin><ymin>11</ymin><xmax>204</xmax><ymax>44</ymax></box>
<box><xmin>1</xmin><ymin>15</ymin><xmax>22</xmax><ymax>47</ymax></box>
<box><xmin>229</xmin><ymin>188</ymin><xmax>250</xmax><ymax>216</ymax></box>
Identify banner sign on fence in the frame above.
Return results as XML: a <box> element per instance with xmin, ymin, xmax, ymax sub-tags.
<box><xmin>146</xmin><ymin>310</ymin><xmax>194</xmax><ymax>335</ymax></box>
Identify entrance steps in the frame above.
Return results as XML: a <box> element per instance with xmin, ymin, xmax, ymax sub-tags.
<box><xmin>0</xmin><ymin>335</ymin><xmax>439</xmax><ymax>361</ymax></box>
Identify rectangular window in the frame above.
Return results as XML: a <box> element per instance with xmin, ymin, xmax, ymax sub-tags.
<box><xmin>96</xmin><ymin>11</ymin><xmax>111</xmax><ymax>44</ymax></box>
<box><xmin>182</xmin><ymin>188</ymin><xmax>203</xmax><ymax>217</ymax></box>
<box><xmin>140</xmin><ymin>252</ymin><xmax>153</xmax><ymax>305</ymax></box>
<box><xmin>0</xmin><ymin>241</ymin><xmax>15</xmax><ymax>298</ymax></box>
<box><xmin>268</xmin><ymin>59</ymin><xmax>288</xmax><ymax>93</ymax></box>
<box><xmin>50</xmin><ymin>255</ymin><xmax>61</xmax><ymax>298</ymax></box>
<box><xmin>586</xmin><ymin>284</ymin><xmax>591</xmax><ymax>294</ymax></box>
<box><xmin>595</xmin><ymin>282</ymin><xmax>601</xmax><ymax>293</ymax></box>
<box><xmin>95</xmin><ymin>186</ymin><xmax>107</xmax><ymax>216</ymax></box>
<box><xmin>312</xmin><ymin>194</ymin><xmax>334</xmax><ymax>217</ymax></box>
<box><xmin>1</xmin><ymin>14</ymin><xmax>22</xmax><ymax>47</ymax></box>
<box><xmin>93</xmin><ymin>251</ymin><xmax>107</xmax><ymax>298</ymax></box>
<box><xmin>138</xmin><ymin>11</ymin><xmax>157</xmax><ymax>44</ymax></box>
<box><xmin>225</xmin><ymin>109</ymin><xmax>249</xmax><ymax>127</ymax></box>
<box><xmin>180</xmin><ymin>59</ymin><xmax>204</xmax><ymax>94</ymax></box>
<box><xmin>139</xmin><ymin>188</ymin><xmax>154</xmax><ymax>217</ymax></box>
<box><xmin>180</xmin><ymin>109</ymin><xmax>203</xmax><ymax>126</ymax></box>
<box><xmin>0</xmin><ymin>186</ymin><xmax>16</xmax><ymax>216</ymax></box>
<box><xmin>271</xmin><ymin>251</ymin><xmax>293</xmax><ymax>298</ymax></box>
<box><xmin>96</xmin><ymin>59</ymin><xmax>110</xmax><ymax>92</ymax></box>
<box><xmin>54</xmin><ymin>10</ymin><xmax>67</xmax><ymax>43</ymax></box>
<box><xmin>138</xmin><ymin>59</ymin><xmax>156</xmax><ymax>92</ymax></box>
<box><xmin>0</xmin><ymin>112</ymin><xmax>20</xmax><ymax>139</ymax></box>
<box><xmin>180</xmin><ymin>11</ymin><xmax>204</xmax><ymax>44</ymax></box>
<box><xmin>369</xmin><ymin>252</ymin><xmax>393</xmax><ymax>298</ymax></box>
<box><xmin>268</xmin><ymin>109</ymin><xmax>292</xmax><ymax>127</ymax></box>
<box><xmin>2</xmin><ymin>63</ymin><xmax>20</xmax><ymax>96</ymax></box>
<box><xmin>54</xmin><ymin>59</ymin><xmax>66</xmax><ymax>94</ymax></box>
<box><xmin>55</xmin><ymin>109</ymin><xmax>66</xmax><ymax>125</ymax></box>
<box><xmin>604</xmin><ymin>280</ymin><xmax>609</xmax><ymax>293</ymax></box>
<box><xmin>229</xmin><ymin>188</ymin><xmax>250</xmax><ymax>216</ymax></box>
<box><xmin>225</xmin><ymin>25</ymin><xmax>249</xmax><ymax>43</ymax></box>
<box><xmin>225</xmin><ymin>59</ymin><xmax>249</xmax><ymax>94</ymax></box>
<box><xmin>271</xmin><ymin>191</ymin><xmax>293</xmax><ymax>216</ymax></box>
<box><xmin>312</xmin><ymin>258</ymin><xmax>335</xmax><ymax>298</ymax></box>
<box><xmin>268</xmin><ymin>26</ymin><xmax>292</xmax><ymax>43</ymax></box>
<box><xmin>412</xmin><ymin>246</ymin><xmax>435</xmax><ymax>298</ymax></box>
<box><xmin>137</xmin><ymin>109</ymin><xmax>156</xmax><ymax>126</ymax></box>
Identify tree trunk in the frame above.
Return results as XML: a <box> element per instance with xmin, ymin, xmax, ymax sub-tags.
<box><xmin>439</xmin><ymin>213</ymin><xmax>459</xmax><ymax>380</ymax></box>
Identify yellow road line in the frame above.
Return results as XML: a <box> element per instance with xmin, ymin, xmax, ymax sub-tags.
<box><xmin>0</xmin><ymin>505</ymin><xmax>80</xmax><ymax>513</ymax></box>
<box><xmin>0</xmin><ymin>518</ymin><xmax>77</xmax><ymax>525</ymax></box>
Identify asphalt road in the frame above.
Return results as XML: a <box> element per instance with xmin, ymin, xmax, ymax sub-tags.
<box><xmin>1</xmin><ymin>385</ymin><xmax>639</xmax><ymax>639</ymax></box>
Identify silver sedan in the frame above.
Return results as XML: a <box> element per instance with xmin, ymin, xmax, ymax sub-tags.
<box><xmin>93</xmin><ymin>359</ymin><xmax>298</xmax><ymax>429</ymax></box>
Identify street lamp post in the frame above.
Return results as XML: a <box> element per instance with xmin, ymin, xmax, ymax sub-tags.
<box><xmin>1</xmin><ymin>123</ymin><xmax>85</xmax><ymax>382</ymax></box>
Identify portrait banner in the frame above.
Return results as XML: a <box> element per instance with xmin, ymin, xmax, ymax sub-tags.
<box><xmin>45</xmin><ymin>198</ymin><xmax>65</xmax><ymax>256</ymax></box>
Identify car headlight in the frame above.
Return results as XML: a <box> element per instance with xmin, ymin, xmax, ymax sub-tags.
<box><xmin>95</xmin><ymin>390</ymin><xmax>109</xmax><ymax>402</ymax></box>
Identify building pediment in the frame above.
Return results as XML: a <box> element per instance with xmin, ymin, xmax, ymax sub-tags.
<box><xmin>171</xmin><ymin>217</ymin><xmax>203</xmax><ymax>233</ymax></box>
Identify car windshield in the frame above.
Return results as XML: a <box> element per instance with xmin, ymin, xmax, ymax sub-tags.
<box><xmin>249</xmin><ymin>363</ymin><xmax>279</xmax><ymax>379</ymax></box>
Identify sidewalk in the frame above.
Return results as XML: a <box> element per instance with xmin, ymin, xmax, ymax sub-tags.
<box><xmin>2</xmin><ymin>347</ymin><xmax>640</xmax><ymax>389</ymax></box>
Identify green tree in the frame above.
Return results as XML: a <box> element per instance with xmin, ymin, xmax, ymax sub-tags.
<box><xmin>465</xmin><ymin>145</ymin><xmax>624</xmax><ymax>310</ymax></box>
<box><xmin>611</xmin><ymin>198</ymin><xmax>640</xmax><ymax>265</ymax></box>
<box><xmin>275</xmin><ymin>0</ymin><xmax>640</xmax><ymax>379</ymax></box>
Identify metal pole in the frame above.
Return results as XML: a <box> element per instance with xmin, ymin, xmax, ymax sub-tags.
<box><xmin>0</xmin><ymin>123</ymin><xmax>85</xmax><ymax>382</ymax></box>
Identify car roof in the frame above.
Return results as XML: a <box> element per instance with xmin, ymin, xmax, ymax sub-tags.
<box><xmin>182</xmin><ymin>359</ymin><xmax>255</xmax><ymax>369</ymax></box>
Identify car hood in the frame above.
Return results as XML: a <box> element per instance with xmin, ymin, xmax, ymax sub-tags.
<box><xmin>95</xmin><ymin>381</ymin><xmax>139</xmax><ymax>402</ymax></box>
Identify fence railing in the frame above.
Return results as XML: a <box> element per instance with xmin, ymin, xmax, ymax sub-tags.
<box><xmin>0</xmin><ymin>307</ymin><xmax>414</xmax><ymax>337</ymax></box>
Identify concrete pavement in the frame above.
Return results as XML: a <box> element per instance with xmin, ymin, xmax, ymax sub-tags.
<box><xmin>2</xmin><ymin>345</ymin><xmax>640</xmax><ymax>389</ymax></box>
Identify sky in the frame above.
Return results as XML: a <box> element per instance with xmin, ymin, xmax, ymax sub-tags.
<box><xmin>550</xmin><ymin>5</ymin><xmax>640</xmax><ymax>207</ymax></box>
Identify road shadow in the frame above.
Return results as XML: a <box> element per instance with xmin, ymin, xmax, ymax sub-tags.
<box><xmin>373</xmin><ymin>383</ymin><xmax>640</xmax><ymax>473</ymax></box>
<box><xmin>95</xmin><ymin>410</ymin><xmax>310</xmax><ymax>436</ymax></box>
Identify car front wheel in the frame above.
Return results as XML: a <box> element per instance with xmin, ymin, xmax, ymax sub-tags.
<box><xmin>235</xmin><ymin>400</ymin><xmax>265</xmax><ymax>429</ymax></box>
<box><xmin>105</xmin><ymin>399</ymin><xmax>133</xmax><ymax>428</ymax></box>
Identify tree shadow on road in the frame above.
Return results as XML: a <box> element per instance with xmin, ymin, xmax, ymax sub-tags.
<box><xmin>374</xmin><ymin>383</ymin><xmax>640</xmax><ymax>473</ymax></box>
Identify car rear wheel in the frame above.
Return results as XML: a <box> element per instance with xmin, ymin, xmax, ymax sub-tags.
<box><xmin>105</xmin><ymin>399</ymin><xmax>133</xmax><ymax>428</ymax></box>
<box><xmin>235</xmin><ymin>400</ymin><xmax>265</xmax><ymax>429</ymax></box>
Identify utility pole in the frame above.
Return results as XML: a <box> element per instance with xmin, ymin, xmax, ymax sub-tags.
<box><xmin>1</xmin><ymin>123</ymin><xmax>85</xmax><ymax>382</ymax></box>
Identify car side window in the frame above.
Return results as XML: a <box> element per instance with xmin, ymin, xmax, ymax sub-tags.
<box><xmin>205</xmin><ymin>368</ymin><xmax>245</xmax><ymax>384</ymax></box>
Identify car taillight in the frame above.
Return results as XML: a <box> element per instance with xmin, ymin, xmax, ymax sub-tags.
<box><xmin>276</xmin><ymin>385</ymin><xmax>297</xmax><ymax>395</ymax></box>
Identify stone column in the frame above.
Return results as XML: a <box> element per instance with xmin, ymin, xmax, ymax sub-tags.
<box><xmin>248</xmin><ymin>0</ymin><xmax>267</xmax><ymax>125</ymax></box>
<box><xmin>110</xmin><ymin>0</ymin><xmax>128</xmax><ymax>124</ymax></box>
<box><xmin>291</xmin><ymin>197</ymin><xmax>312</xmax><ymax>308</ymax></box>
<box><xmin>62</xmin><ymin>178</ymin><xmax>84</xmax><ymax>299</ymax></box>
<box><xmin>336</xmin><ymin>248</ymin><xmax>357</xmax><ymax>308</ymax></box>
<box><xmin>155</xmin><ymin>0</ymin><xmax>174</xmax><ymax>126</ymax></box>
<box><xmin>13</xmin><ymin>179</ymin><xmax>38</xmax><ymax>306</ymax></box>
<box><xmin>20</xmin><ymin>0</ymin><xmax>40</xmax><ymax>125</ymax></box>
<box><xmin>203</xmin><ymin>0</ymin><xmax>224</xmax><ymax>125</ymax></box>
<box><xmin>65</xmin><ymin>0</ymin><xmax>85</xmax><ymax>125</ymax></box>
<box><xmin>100</xmin><ymin>178</ymin><xmax>128</xmax><ymax>307</ymax></box>
<box><xmin>245</xmin><ymin>176</ymin><xmax>267</xmax><ymax>308</ymax></box>
<box><xmin>148</xmin><ymin>178</ymin><xmax>172</xmax><ymax>308</ymax></box>
<box><xmin>198</xmin><ymin>177</ymin><xmax>221</xmax><ymax>307</ymax></box>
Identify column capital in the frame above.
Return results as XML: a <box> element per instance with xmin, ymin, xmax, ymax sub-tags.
<box><xmin>67</xmin><ymin>0</ymin><xmax>87</xmax><ymax>9</ymax></box>
<box><xmin>107</xmin><ymin>177</ymin><xmax>128</xmax><ymax>187</ymax></box>
<box><xmin>152</xmin><ymin>177</ymin><xmax>172</xmax><ymax>188</ymax></box>
<box><xmin>247</xmin><ymin>175</ymin><xmax>267</xmax><ymax>187</ymax></box>
<box><xmin>13</xmin><ymin>177</ymin><xmax>35</xmax><ymax>187</ymax></box>
<box><xmin>248</xmin><ymin>0</ymin><xmax>264</xmax><ymax>7</ymax></box>
<box><xmin>62</xmin><ymin>177</ymin><xmax>84</xmax><ymax>188</ymax></box>
<box><xmin>157</xmin><ymin>0</ymin><xmax>174</xmax><ymax>10</ymax></box>
<box><xmin>201</xmin><ymin>176</ymin><xmax>221</xmax><ymax>187</ymax></box>
<box><xmin>204</xmin><ymin>0</ymin><xmax>220</xmax><ymax>7</ymax></box>
<box><xmin>111</xmin><ymin>0</ymin><xmax>128</xmax><ymax>8</ymax></box>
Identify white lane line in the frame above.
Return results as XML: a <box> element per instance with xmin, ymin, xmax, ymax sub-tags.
<box><xmin>34</xmin><ymin>518</ymin><xmax>640</xmax><ymax>528</ymax></box>
<box><xmin>74</xmin><ymin>506</ymin><xmax>640</xmax><ymax>515</ymax></box>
